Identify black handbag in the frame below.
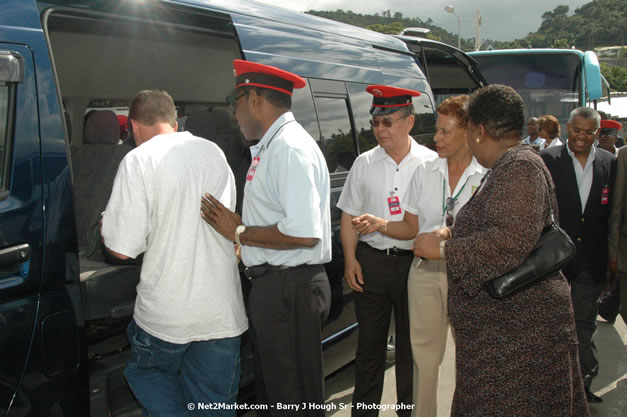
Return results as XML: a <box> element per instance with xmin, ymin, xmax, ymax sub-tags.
<box><xmin>486</xmin><ymin>178</ymin><xmax>576</xmax><ymax>299</ymax></box>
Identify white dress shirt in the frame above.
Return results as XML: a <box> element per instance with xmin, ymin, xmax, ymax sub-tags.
<box><xmin>402</xmin><ymin>156</ymin><xmax>487</xmax><ymax>233</ymax></box>
<box><xmin>566</xmin><ymin>139</ymin><xmax>596</xmax><ymax>212</ymax></box>
<box><xmin>337</xmin><ymin>139</ymin><xmax>436</xmax><ymax>250</ymax></box>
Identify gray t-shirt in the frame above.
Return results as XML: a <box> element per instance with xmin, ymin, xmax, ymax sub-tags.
<box><xmin>103</xmin><ymin>131</ymin><xmax>247</xmax><ymax>343</ymax></box>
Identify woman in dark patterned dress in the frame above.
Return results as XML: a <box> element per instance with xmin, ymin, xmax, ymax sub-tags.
<box><xmin>413</xmin><ymin>85</ymin><xmax>589</xmax><ymax>416</ymax></box>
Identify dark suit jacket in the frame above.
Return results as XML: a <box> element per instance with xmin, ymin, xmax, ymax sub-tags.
<box><xmin>541</xmin><ymin>143</ymin><xmax>617</xmax><ymax>283</ymax></box>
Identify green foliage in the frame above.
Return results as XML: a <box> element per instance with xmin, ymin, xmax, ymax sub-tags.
<box><xmin>366</xmin><ymin>22</ymin><xmax>404</xmax><ymax>35</ymax></box>
<box><xmin>601</xmin><ymin>63</ymin><xmax>627</xmax><ymax>92</ymax></box>
<box><xmin>306</xmin><ymin>9</ymin><xmax>474</xmax><ymax>51</ymax></box>
<box><xmin>306</xmin><ymin>1</ymin><xmax>626</xmax><ymax>54</ymax></box>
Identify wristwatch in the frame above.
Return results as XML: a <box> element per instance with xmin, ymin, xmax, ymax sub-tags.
<box><xmin>439</xmin><ymin>240</ymin><xmax>447</xmax><ymax>260</ymax></box>
<box><xmin>235</xmin><ymin>225</ymin><xmax>246</xmax><ymax>246</ymax></box>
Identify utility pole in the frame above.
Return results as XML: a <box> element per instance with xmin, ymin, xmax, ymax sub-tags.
<box><xmin>474</xmin><ymin>10</ymin><xmax>481</xmax><ymax>51</ymax></box>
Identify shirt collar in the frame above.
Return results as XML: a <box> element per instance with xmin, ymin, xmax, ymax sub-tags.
<box><xmin>566</xmin><ymin>139</ymin><xmax>596</xmax><ymax>165</ymax></box>
<box><xmin>255</xmin><ymin>111</ymin><xmax>295</xmax><ymax>149</ymax></box>
<box><xmin>431</xmin><ymin>155</ymin><xmax>485</xmax><ymax>177</ymax></box>
<box><xmin>371</xmin><ymin>137</ymin><xmax>424</xmax><ymax>164</ymax></box>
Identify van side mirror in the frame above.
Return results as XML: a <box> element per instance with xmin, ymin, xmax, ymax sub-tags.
<box><xmin>0</xmin><ymin>51</ymin><xmax>24</xmax><ymax>83</ymax></box>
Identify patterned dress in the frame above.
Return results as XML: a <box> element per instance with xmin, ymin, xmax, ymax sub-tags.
<box><xmin>445</xmin><ymin>145</ymin><xmax>589</xmax><ymax>416</ymax></box>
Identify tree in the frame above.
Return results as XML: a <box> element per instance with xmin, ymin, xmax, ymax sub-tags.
<box><xmin>601</xmin><ymin>63</ymin><xmax>627</xmax><ymax>92</ymax></box>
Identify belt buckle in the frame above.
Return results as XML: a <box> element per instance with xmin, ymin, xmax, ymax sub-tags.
<box><xmin>386</xmin><ymin>248</ymin><xmax>391</xmax><ymax>256</ymax></box>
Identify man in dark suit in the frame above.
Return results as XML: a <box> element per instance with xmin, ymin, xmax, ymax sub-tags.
<box><xmin>541</xmin><ymin>107</ymin><xmax>617</xmax><ymax>404</ymax></box>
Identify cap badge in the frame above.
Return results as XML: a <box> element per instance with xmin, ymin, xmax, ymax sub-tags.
<box><xmin>372</xmin><ymin>88</ymin><xmax>383</xmax><ymax>97</ymax></box>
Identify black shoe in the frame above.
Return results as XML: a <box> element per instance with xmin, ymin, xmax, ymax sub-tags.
<box><xmin>585</xmin><ymin>388</ymin><xmax>603</xmax><ymax>403</ymax></box>
<box><xmin>598</xmin><ymin>310</ymin><xmax>617</xmax><ymax>324</ymax></box>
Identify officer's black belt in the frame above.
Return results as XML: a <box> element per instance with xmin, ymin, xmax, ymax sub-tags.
<box><xmin>359</xmin><ymin>241</ymin><xmax>413</xmax><ymax>256</ymax></box>
<box><xmin>244</xmin><ymin>263</ymin><xmax>319</xmax><ymax>280</ymax></box>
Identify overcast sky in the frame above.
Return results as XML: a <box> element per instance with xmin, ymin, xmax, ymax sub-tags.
<box><xmin>254</xmin><ymin>0</ymin><xmax>590</xmax><ymax>42</ymax></box>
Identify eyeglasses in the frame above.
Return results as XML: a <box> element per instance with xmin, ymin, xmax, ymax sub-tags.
<box><xmin>571</xmin><ymin>127</ymin><xmax>597</xmax><ymax>137</ymax></box>
<box><xmin>445</xmin><ymin>197</ymin><xmax>456</xmax><ymax>227</ymax></box>
<box><xmin>226</xmin><ymin>90</ymin><xmax>248</xmax><ymax>112</ymax></box>
<box><xmin>370</xmin><ymin>114</ymin><xmax>408</xmax><ymax>128</ymax></box>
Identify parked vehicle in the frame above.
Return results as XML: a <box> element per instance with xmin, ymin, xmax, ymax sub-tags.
<box><xmin>469</xmin><ymin>48</ymin><xmax>604</xmax><ymax>133</ymax></box>
<box><xmin>0</xmin><ymin>1</ymin><xmax>483</xmax><ymax>415</ymax></box>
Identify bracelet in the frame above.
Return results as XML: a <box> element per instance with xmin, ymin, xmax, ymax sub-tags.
<box><xmin>439</xmin><ymin>240</ymin><xmax>446</xmax><ymax>260</ymax></box>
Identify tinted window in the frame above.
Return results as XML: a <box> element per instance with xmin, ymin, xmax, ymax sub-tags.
<box><xmin>292</xmin><ymin>84</ymin><xmax>321</xmax><ymax>143</ymax></box>
<box><xmin>411</xmin><ymin>93</ymin><xmax>437</xmax><ymax>149</ymax></box>
<box><xmin>314</xmin><ymin>97</ymin><xmax>356</xmax><ymax>172</ymax></box>
<box><xmin>0</xmin><ymin>84</ymin><xmax>9</xmax><ymax>190</ymax></box>
<box><xmin>473</xmin><ymin>53</ymin><xmax>581</xmax><ymax>128</ymax></box>
<box><xmin>347</xmin><ymin>83</ymin><xmax>378</xmax><ymax>153</ymax></box>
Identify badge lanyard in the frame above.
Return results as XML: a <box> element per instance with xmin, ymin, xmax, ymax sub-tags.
<box><xmin>441</xmin><ymin>176</ymin><xmax>469</xmax><ymax>225</ymax></box>
<box><xmin>246</xmin><ymin>120</ymin><xmax>294</xmax><ymax>182</ymax></box>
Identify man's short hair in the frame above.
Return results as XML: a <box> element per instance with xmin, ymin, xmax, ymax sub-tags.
<box><xmin>240</xmin><ymin>86</ymin><xmax>292</xmax><ymax>110</ymax></box>
<box><xmin>129</xmin><ymin>90</ymin><xmax>177</xmax><ymax>127</ymax></box>
<box><xmin>568</xmin><ymin>107</ymin><xmax>600</xmax><ymax>128</ymax></box>
<box><xmin>527</xmin><ymin>117</ymin><xmax>538</xmax><ymax>125</ymax></box>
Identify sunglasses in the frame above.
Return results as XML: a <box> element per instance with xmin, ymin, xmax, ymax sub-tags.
<box><xmin>226</xmin><ymin>90</ymin><xmax>248</xmax><ymax>112</ymax></box>
<box><xmin>370</xmin><ymin>114</ymin><xmax>408</xmax><ymax>128</ymax></box>
<box><xmin>445</xmin><ymin>197</ymin><xmax>456</xmax><ymax>227</ymax></box>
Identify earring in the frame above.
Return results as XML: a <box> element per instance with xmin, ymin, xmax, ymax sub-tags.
<box><xmin>475</xmin><ymin>138</ymin><xmax>480</xmax><ymax>144</ymax></box>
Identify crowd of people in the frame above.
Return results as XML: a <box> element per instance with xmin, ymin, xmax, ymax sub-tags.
<box><xmin>98</xmin><ymin>57</ymin><xmax>625</xmax><ymax>417</ymax></box>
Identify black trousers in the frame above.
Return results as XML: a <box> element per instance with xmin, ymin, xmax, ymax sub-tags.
<box><xmin>248</xmin><ymin>264</ymin><xmax>331</xmax><ymax>416</ymax></box>
<box><xmin>570</xmin><ymin>269</ymin><xmax>605</xmax><ymax>389</ymax></box>
<box><xmin>352</xmin><ymin>243</ymin><xmax>414</xmax><ymax>417</ymax></box>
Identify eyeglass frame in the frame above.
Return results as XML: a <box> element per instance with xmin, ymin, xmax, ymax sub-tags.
<box><xmin>226</xmin><ymin>89</ymin><xmax>249</xmax><ymax>112</ymax></box>
<box><xmin>570</xmin><ymin>127</ymin><xmax>597</xmax><ymax>137</ymax></box>
<box><xmin>370</xmin><ymin>113</ymin><xmax>409</xmax><ymax>128</ymax></box>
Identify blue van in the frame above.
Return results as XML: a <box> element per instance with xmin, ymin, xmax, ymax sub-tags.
<box><xmin>0</xmin><ymin>1</ymin><xmax>483</xmax><ymax>415</ymax></box>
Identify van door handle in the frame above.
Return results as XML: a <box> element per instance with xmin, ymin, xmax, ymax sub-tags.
<box><xmin>0</xmin><ymin>243</ymin><xmax>31</xmax><ymax>269</ymax></box>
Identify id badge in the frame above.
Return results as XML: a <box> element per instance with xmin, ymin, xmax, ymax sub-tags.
<box><xmin>387</xmin><ymin>196</ymin><xmax>402</xmax><ymax>215</ymax></box>
<box><xmin>601</xmin><ymin>186</ymin><xmax>609</xmax><ymax>205</ymax></box>
<box><xmin>246</xmin><ymin>156</ymin><xmax>260</xmax><ymax>182</ymax></box>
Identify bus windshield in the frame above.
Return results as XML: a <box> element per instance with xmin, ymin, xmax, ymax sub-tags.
<box><xmin>472</xmin><ymin>52</ymin><xmax>582</xmax><ymax>129</ymax></box>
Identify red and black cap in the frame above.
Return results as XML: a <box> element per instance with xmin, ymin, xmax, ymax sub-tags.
<box><xmin>231</xmin><ymin>59</ymin><xmax>306</xmax><ymax>97</ymax></box>
<box><xmin>600</xmin><ymin>119</ymin><xmax>622</xmax><ymax>133</ymax></box>
<box><xmin>366</xmin><ymin>85</ymin><xmax>421</xmax><ymax>116</ymax></box>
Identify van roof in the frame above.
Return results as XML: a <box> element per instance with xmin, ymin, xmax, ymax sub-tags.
<box><xmin>41</xmin><ymin>0</ymin><xmax>411</xmax><ymax>53</ymax></box>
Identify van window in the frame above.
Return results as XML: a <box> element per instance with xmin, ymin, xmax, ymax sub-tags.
<box><xmin>347</xmin><ymin>83</ymin><xmax>378</xmax><ymax>153</ymax></box>
<box><xmin>314</xmin><ymin>97</ymin><xmax>357</xmax><ymax>172</ymax></box>
<box><xmin>411</xmin><ymin>93</ymin><xmax>437</xmax><ymax>148</ymax></box>
<box><xmin>0</xmin><ymin>84</ymin><xmax>9</xmax><ymax>190</ymax></box>
<box><xmin>292</xmin><ymin>85</ymin><xmax>320</xmax><ymax>143</ymax></box>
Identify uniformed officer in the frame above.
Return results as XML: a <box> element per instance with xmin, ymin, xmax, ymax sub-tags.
<box><xmin>598</xmin><ymin>119</ymin><xmax>622</xmax><ymax>156</ymax></box>
<box><xmin>337</xmin><ymin>85</ymin><xmax>436</xmax><ymax>416</ymax></box>
<box><xmin>201</xmin><ymin>60</ymin><xmax>332</xmax><ymax>416</ymax></box>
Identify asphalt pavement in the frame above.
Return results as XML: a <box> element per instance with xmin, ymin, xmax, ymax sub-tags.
<box><xmin>323</xmin><ymin>315</ymin><xmax>626</xmax><ymax>417</ymax></box>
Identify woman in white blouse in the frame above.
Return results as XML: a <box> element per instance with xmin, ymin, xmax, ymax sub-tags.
<box><xmin>539</xmin><ymin>114</ymin><xmax>563</xmax><ymax>148</ymax></box>
<box><xmin>352</xmin><ymin>95</ymin><xmax>486</xmax><ymax>417</ymax></box>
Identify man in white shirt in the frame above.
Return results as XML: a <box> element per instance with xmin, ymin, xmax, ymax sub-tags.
<box><xmin>102</xmin><ymin>90</ymin><xmax>248</xmax><ymax>415</ymax></box>
<box><xmin>541</xmin><ymin>107</ymin><xmax>616</xmax><ymax>404</ymax></box>
<box><xmin>201</xmin><ymin>60</ymin><xmax>331</xmax><ymax>415</ymax></box>
<box><xmin>522</xmin><ymin>116</ymin><xmax>546</xmax><ymax>151</ymax></box>
<box><xmin>338</xmin><ymin>85</ymin><xmax>436</xmax><ymax>416</ymax></box>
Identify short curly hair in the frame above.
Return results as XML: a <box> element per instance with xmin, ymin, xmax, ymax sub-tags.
<box><xmin>467</xmin><ymin>84</ymin><xmax>525</xmax><ymax>141</ymax></box>
<box><xmin>436</xmin><ymin>95</ymin><xmax>469</xmax><ymax>128</ymax></box>
<box><xmin>538</xmin><ymin>114</ymin><xmax>560</xmax><ymax>140</ymax></box>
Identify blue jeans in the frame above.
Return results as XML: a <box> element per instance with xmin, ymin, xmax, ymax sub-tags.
<box><xmin>124</xmin><ymin>319</ymin><xmax>241</xmax><ymax>417</ymax></box>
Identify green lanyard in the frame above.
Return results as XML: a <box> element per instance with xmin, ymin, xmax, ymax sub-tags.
<box><xmin>442</xmin><ymin>176</ymin><xmax>469</xmax><ymax>217</ymax></box>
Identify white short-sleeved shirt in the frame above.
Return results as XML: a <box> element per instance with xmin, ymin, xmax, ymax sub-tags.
<box><xmin>403</xmin><ymin>156</ymin><xmax>487</xmax><ymax>233</ymax></box>
<box><xmin>337</xmin><ymin>140</ymin><xmax>436</xmax><ymax>250</ymax></box>
<box><xmin>102</xmin><ymin>132</ymin><xmax>248</xmax><ymax>344</ymax></box>
<box><xmin>242</xmin><ymin>112</ymin><xmax>331</xmax><ymax>266</ymax></box>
